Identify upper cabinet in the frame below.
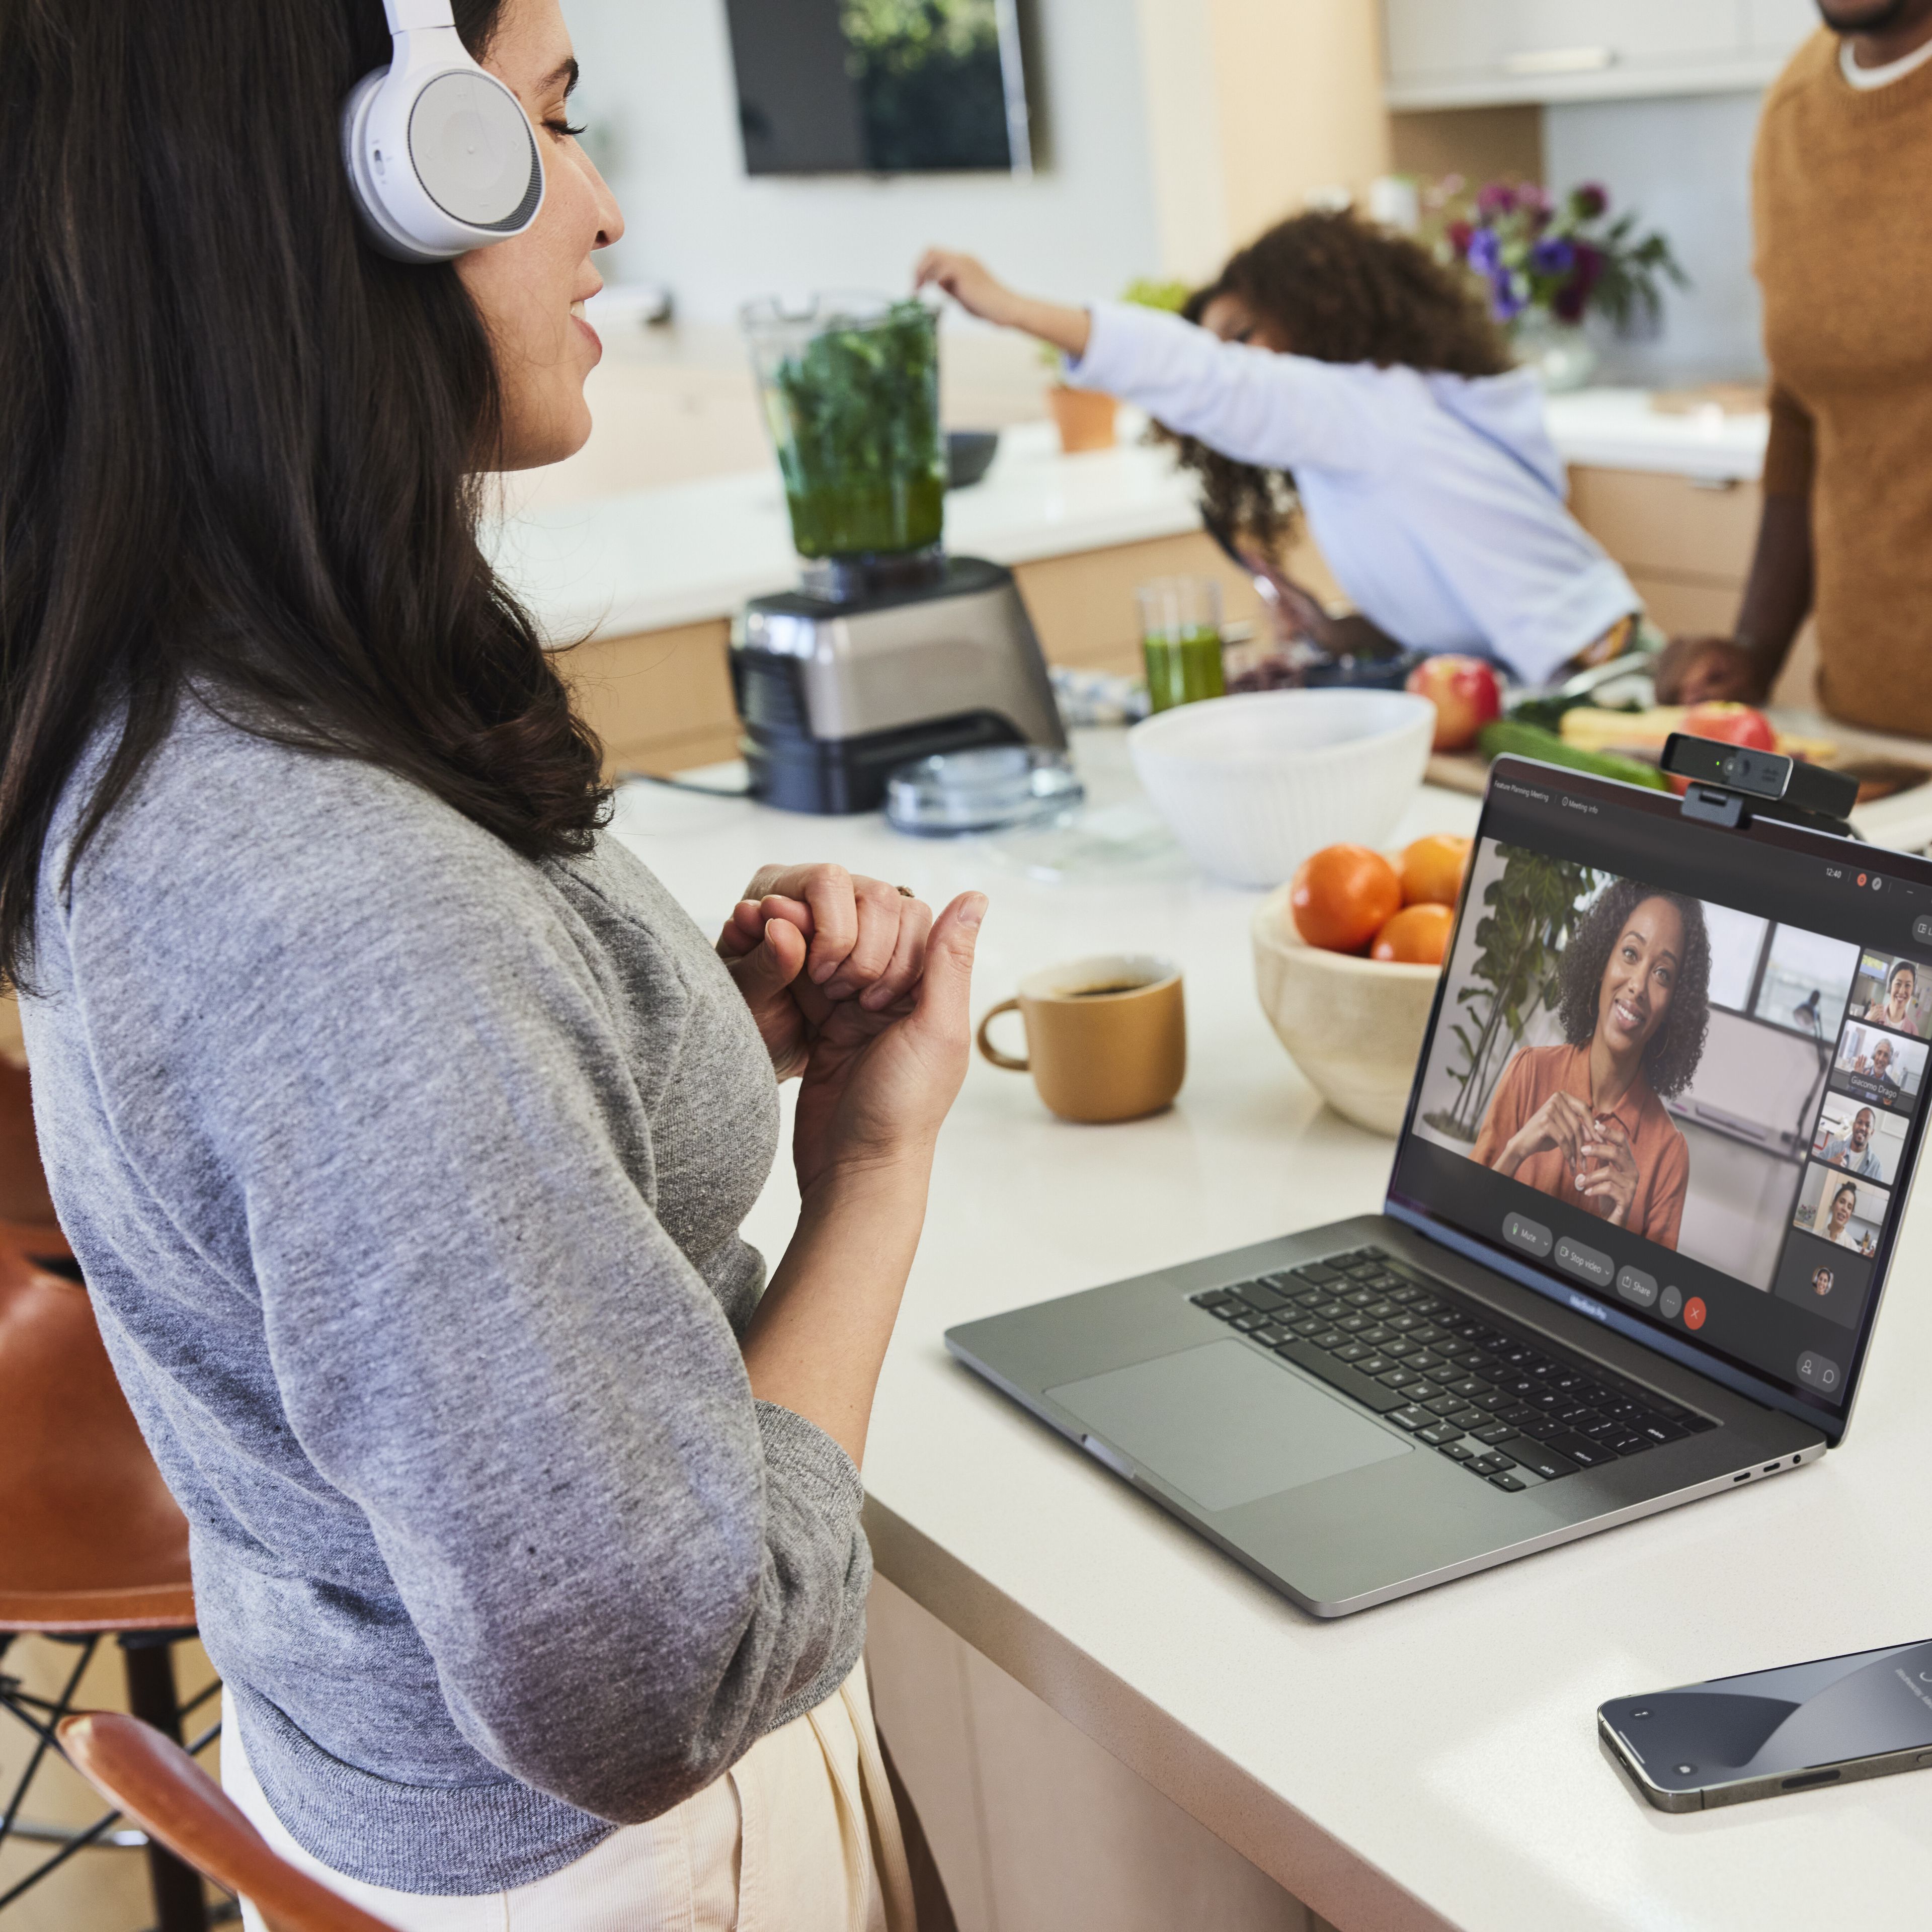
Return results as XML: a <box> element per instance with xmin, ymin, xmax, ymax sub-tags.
<box><xmin>1383</xmin><ymin>0</ymin><xmax>1820</xmax><ymax>109</ymax></box>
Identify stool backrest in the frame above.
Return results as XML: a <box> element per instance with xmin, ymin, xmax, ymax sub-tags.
<box><xmin>58</xmin><ymin>1713</ymin><xmax>398</xmax><ymax>1932</ymax></box>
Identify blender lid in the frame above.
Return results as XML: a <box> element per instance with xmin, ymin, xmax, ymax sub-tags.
<box><xmin>885</xmin><ymin>747</ymin><xmax>1083</xmax><ymax>837</ymax></box>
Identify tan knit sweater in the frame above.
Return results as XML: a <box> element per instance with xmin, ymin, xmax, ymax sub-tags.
<box><xmin>1756</xmin><ymin>30</ymin><xmax>1932</xmax><ymax>736</ymax></box>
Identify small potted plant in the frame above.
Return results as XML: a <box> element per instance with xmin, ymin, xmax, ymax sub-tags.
<box><xmin>1045</xmin><ymin>276</ymin><xmax>1191</xmax><ymax>453</ymax></box>
<box><xmin>1423</xmin><ymin>178</ymin><xmax>1685</xmax><ymax>391</ymax></box>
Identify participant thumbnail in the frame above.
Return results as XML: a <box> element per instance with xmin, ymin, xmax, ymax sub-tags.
<box><xmin>1831</xmin><ymin>1020</ymin><xmax>1927</xmax><ymax>1111</ymax></box>
<box><xmin>1792</xmin><ymin>1160</ymin><xmax>1889</xmax><ymax>1257</ymax></box>
<box><xmin>1849</xmin><ymin>951</ymin><xmax>1932</xmax><ymax>1039</ymax></box>
<box><xmin>1772</xmin><ymin>1229</ymin><xmax>1872</xmax><ymax>1332</ymax></box>
<box><xmin>1810</xmin><ymin>1093</ymin><xmax>1908</xmax><ymax>1187</ymax></box>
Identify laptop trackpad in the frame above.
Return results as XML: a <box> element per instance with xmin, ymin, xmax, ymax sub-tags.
<box><xmin>1049</xmin><ymin>1340</ymin><xmax>1411</xmax><ymax>1515</ymax></box>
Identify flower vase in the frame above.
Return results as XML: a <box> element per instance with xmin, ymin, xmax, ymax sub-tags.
<box><xmin>1511</xmin><ymin>312</ymin><xmax>1598</xmax><ymax>393</ymax></box>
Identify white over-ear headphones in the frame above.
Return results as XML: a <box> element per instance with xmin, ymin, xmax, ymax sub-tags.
<box><xmin>341</xmin><ymin>0</ymin><xmax>545</xmax><ymax>263</ymax></box>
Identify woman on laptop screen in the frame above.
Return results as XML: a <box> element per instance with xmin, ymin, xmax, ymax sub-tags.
<box><xmin>1472</xmin><ymin>883</ymin><xmax>1712</xmax><ymax>1247</ymax></box>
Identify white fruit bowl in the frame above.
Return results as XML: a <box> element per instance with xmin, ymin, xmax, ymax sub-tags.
<box><xmin>1128</xmin><ymin>689</ymin><xmax>1434</xmax><ymax>889</ymax></box>
<box><xmin>1251</xmin><ymin>880</ymin><xmax>1441</xmax><ymax>1136</ymax></box>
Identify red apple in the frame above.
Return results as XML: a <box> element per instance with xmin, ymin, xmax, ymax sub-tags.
<box><xmin>1406</xmin><ymin>654</ymin><xmax>1503</xmax><ymax>753</ymax></box>
<box><xmin>1682</xmin><ymin>701</ymin><xmax>1776</xmax><ymax>751</ymax></box>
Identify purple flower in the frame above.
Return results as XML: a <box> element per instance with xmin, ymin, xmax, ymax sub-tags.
<box><xmin>1490</xmin><ymin>271</ymin><xmax>1526</xmax><ymax>323</ymax></box>
<box><xmin>1569</xmin><ymin>182</ymin><xmax>1609</xmax><ymax>220</ymax></box>
<box><xmin>1530</xmin><ymin>236</ymin><xmax>1575</xmax><ymax>276</ymax></box>
<box><xmin>1552</xmin><ymin>242</ymin><xmax>1605</xmax><ymax>322</ymax></box>
<box><xmin>1467</xmin><ymin>228</ymin><xmax>1502</xmax><ymax>276</ymax></box>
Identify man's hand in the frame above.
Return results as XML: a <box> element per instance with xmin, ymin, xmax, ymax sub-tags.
<box><xmin>1653</xmin><ymin>635</ymin><xmax>1767</xmax><ymax>706</ymax></box>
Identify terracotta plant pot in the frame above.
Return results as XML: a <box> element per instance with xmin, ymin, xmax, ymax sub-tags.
<box><xmin>1047</xmin><ymin>384</ymin><xmax>1118</xmax><ymax>454</ymax></box>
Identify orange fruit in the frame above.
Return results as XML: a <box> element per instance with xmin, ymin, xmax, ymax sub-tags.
<box><xmin>1371</xmin><ymin>902</ymin><xmax>1455</xmax><ymax>965</ymax></box>
<box><xmin>1290</xmin><ymin>844</ymin><xmax>1402</xmax><ymax>954</ymax></box>
<box><xmin>1399</xmin><ymin>833</ymin><xmax>1472</xmax><ymax>908</ymax></box>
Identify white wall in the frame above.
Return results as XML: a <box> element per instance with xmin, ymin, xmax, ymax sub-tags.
<box><xmin>563</xmin><ymin>0</ymin><xmax>1165</xmax><ymax>324</ymax></box>
<box><xmin>1543</xmin><ymin>90</ymin><xmax>1768</xmax><ymax>385</ymax></box>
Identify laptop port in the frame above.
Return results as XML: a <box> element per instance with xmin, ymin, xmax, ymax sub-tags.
<box><xmin>1763</xmin><ymin>1462</ymin><xmax>1780</xmax><ymax>1472</ymax></box>
<box><xmin>1733</xmin><ymin>1472</ymin><xmax>1751</xmax><ymax>1483</ymax></box>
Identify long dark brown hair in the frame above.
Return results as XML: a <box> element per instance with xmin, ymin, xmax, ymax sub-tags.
<box><xmin>0</xmin><ymin>0</ymin><xmax>608</xmax><ymax>990</ymax></box>
<box><xmin>1162</xmin><ymin>209</ymin><xmax>1511</xmax><ymax>557</ymax></box>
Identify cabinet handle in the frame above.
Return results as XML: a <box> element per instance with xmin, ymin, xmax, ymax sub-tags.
<box><xmin>1687</xmin><ymin>476</ymin><xmax>1741</xmax><ymax>493</ymax></box>
<box><xmin>1501</xmin><ymin>46</ymin><xmax>1616</xmax><ymax>76</ymax></box>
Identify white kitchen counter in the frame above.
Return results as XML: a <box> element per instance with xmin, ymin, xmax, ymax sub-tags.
<box><xmin>493</xmin><ymin>389</ymin><xmax>1769</xmax><ymax>647</ymax></box>
<box><xmin>612</xmin><ymin>735</ymin><xmax>1932</xmax><ymax>1932</ymax></box>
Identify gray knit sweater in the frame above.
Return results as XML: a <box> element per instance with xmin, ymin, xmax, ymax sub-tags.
<box><xmin>21</xmin><ymin>703</ymin><xmax>870</xmax><ymax>1894</ymax></box>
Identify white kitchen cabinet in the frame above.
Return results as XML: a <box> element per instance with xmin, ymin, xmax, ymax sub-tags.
<box><xmin>1384</xmin><ymin>0</ymin><xmax>1814</xmax><ymax>109</ymax></box>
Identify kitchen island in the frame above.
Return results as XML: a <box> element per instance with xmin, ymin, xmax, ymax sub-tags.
<box><xmin>614</xmin><ymin>733</ymin><xmax>1932</xmax><ymax>1932</ymax></box>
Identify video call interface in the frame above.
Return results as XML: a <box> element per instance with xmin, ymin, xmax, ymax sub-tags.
<box><xmin>1392</xmin><ymin>770</ymin><xmax>1932</xmax><ymax>1412</ymax></box>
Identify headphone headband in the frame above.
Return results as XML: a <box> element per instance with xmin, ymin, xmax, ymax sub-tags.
<box><xmin>341</xmin><ymin>1</ymin><xmax>544</xmax><ymax>263</ymax></box>
<box><xmin>383</xmin><ymin>0</ymin><xmax>457</xmax><ymax>34</ymax></box>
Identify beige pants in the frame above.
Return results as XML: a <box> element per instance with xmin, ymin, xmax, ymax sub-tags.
<box><xmin>222</xmin><ymin>1666</ymin><xmax>914</xmax><ymax>1932</ymax></box>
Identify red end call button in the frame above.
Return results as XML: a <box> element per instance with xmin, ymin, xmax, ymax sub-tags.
<box><xmin>1683</xmin><ymin>1297</ymin><xmax>1707</xmax><ymax>1331</ymax></box>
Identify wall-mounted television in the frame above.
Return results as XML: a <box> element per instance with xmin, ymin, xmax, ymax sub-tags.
<box><xmin>723</xmin><ymin>0</ymin><xmax>1033</xmax><ymax>177</ymax></box>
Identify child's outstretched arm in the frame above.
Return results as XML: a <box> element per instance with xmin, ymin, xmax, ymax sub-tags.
<box><xmin>915</xmin><ymin>250</ymin><xmax>1091</xmax><ymax>360</ymax></box>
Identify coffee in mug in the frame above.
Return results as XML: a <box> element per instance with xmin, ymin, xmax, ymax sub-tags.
<box><xmin>976</xmin><ymin>953</ymin><xmax>1185</xmax><ymax>1123</ymax></box>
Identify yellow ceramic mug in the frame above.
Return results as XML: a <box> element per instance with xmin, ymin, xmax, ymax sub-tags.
<box><xmin>976</xmin><ymin>953</ymin><xmax>1186</xmax><ymax>1123</ymax></box>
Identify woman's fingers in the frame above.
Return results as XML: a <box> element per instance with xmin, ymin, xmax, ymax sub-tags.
<box><xmin>910</xmin><ymin>894</ymin><xmax>987</xmax><ymax>1034</ymax></box>
<box><xmin>861</xmin><ymin>894</ymin><xmax>933</xmax><ymax>1011</ymax></box>
<box><xmin>722</xmin><ymin>913</ymin><xmax>808</xmax><ymax>1000</ymax></box>
<box><xmin>822</xmin><ymin>876</ymin><xmax>912</xmax><ymax>999</ymax></box>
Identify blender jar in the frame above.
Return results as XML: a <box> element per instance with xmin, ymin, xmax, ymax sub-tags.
<box><xmin>742</xmin><ymin>293</ymin><xmax>947</xmax><ymax>568</ymax></box>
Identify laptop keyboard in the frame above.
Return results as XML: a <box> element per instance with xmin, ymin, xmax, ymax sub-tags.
<box><xmin>1190</xmin><ymin>1244</ymin><xmax>1717</xmax><ymax>1493</ymax></box>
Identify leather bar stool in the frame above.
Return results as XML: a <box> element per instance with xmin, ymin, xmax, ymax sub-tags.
<box><xmin>61</xmin><ymin>1712</ymin><xmax>397</xmax><ymax>1932</ymax></box>
<box><xmin>0</xmin><ymin>1050</ymin><xmax>212</xmax><ymax>1930</ymax></box>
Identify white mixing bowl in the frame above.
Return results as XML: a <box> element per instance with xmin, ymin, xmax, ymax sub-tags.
<box><xmin>1128</xmin><ymin>688</ymin><xmax>1435</xmax><ymax>889</ymax></box>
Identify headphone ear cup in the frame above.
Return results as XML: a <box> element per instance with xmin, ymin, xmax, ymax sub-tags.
<box><xmin>340</xmin><ymin>48</ymin><xmax>543</xmax><ymax>264</ymax></box>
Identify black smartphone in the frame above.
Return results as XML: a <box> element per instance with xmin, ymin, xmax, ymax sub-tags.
<box><xmin>1600</xmin><ymin>1639</ymin><xmax>1932</xmax><ymax>1811</ymax></box>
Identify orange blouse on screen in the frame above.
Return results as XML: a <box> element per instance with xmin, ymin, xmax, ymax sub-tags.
<box><xmin>1471</xmin><ymin>1043</ymin><xmax>1688</xmax><ymax>1251</ymax></box>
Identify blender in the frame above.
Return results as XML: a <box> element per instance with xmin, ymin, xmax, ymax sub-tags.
<box><xmin>732</xmin><ymin>293</ymin><xmax>1065</xmax><ymax>815</ymax></box>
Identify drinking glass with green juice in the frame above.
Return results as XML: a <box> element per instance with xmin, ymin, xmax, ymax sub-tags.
<box><xmin>1136</xmin><ymin>577</ymin><xmax>1225</xmax><ymax>712</ymax></box>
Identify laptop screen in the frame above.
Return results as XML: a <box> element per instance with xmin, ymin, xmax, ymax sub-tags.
<box><xmin>1390</xmin><ymin>756</ymin><xmax>1932</xmax><ymax>1423</ymax></box>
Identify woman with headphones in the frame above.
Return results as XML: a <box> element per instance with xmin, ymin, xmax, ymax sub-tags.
<box><xmin>0</xmin><ymin>1</ymin><xmax>977</xmax><ymax>1924</ymax></box>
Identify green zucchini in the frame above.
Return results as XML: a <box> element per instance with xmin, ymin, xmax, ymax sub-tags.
<box><xmin>1477</xmin><ymin>719</ymin><xmax>1669</xmax><ymax>790</ymax></box>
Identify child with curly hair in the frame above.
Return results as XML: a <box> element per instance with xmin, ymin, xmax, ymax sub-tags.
<box><xmin>917</xmin><ymin>210</ymin><xmax>1640</xmax><ymax>685</ymax></box>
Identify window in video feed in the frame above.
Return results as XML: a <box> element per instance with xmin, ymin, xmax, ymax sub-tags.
<box><xmin>1752</xmin><ymin>924</ymin><xmax>1861</xmax><ymax>1042</ymax></box>
<box><xmin>1411</xmin><ymin>840</ymin><xmax>1863</xmax><ymax>1293</ymax></box>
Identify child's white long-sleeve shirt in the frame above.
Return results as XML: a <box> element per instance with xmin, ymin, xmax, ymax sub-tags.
<box><xmin>1066</xmin><ymin>301</ymin><xmax>1640</xmax><ymax>683</ymax></box>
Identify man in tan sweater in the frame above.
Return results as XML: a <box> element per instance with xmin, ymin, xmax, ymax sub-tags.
<box><xmin>1657</xmin><ymin>0</ymin><xmax>1932</xmax><ymax>736</ymax></box>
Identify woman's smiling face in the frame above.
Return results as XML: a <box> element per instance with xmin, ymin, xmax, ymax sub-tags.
<box><xmin>1595</xmin><ymin>897</ymin><xmax>1683</xmax><ymax>1062</ymax></box>
<box><xmin>1829</xmin><ymin>1186</ymin><xmax>1855</xmax><ymax>1232</ymax></box>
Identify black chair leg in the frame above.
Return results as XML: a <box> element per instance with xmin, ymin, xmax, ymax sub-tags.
<box><xmin>121</xmin><ymin>1633</ymin><xmax>209</xmax><ymax>1932</ymax></box>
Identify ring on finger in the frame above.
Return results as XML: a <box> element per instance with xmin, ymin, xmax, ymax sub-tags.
<box><xmin>896</xmin><ymin>884</ymin><xmax>914</xmax><ymax>898</ymax></box>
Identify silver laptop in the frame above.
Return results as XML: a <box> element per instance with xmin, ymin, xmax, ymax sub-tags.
<box><xmin>948</xmin><ymin>755</ymin><xmax>1930</xmax><ymax>1616</ymax></box>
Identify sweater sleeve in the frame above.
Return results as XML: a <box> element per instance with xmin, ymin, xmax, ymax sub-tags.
<box><xmin>1472</xmin><ymin>1049</ymin><xmax>1535</xmax><ymax>1168</ymax></box>
<box><xmin>1762</xmin><ymin>383</ymin><xmax>1816</xmax><ymax>501</ymax></box>
<box><xmin>1065</xmin><ymin>300</ymin><xmax>1392</xmax><ymax>475</ymax></box>
<box><xmin>61</xmin><ymin>761</ymin><xmax>866</xmax><ymax>1825</ymax></box>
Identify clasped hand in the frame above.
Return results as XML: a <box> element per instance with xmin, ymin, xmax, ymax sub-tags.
<box><xmin>1503</xmin><ymin>1091</ymin><xmax>1639</xmax><ymax>1228</ymax></box>
<box><xmin>717</xmin><ymin>864</ymin><xmax>986</xmax><ymax>1194</ymax></box>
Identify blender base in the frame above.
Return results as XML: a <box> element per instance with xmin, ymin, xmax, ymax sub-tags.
<box><xmin>732</xmin><ymin>555</ymin><xmax>1067</xmax><ymax>817</ymax></box>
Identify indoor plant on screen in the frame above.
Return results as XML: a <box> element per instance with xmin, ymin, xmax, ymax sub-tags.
<box><xmin>1424</xmin><ymin>178</ymin><xmax>1686</xmax><ymax>391</ymax></box>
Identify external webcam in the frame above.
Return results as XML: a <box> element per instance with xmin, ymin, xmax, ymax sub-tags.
<box><xmin>1661</xmin><ymin>731</ymin><xmax>1859</xmax><ymax>838</ymax></box>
